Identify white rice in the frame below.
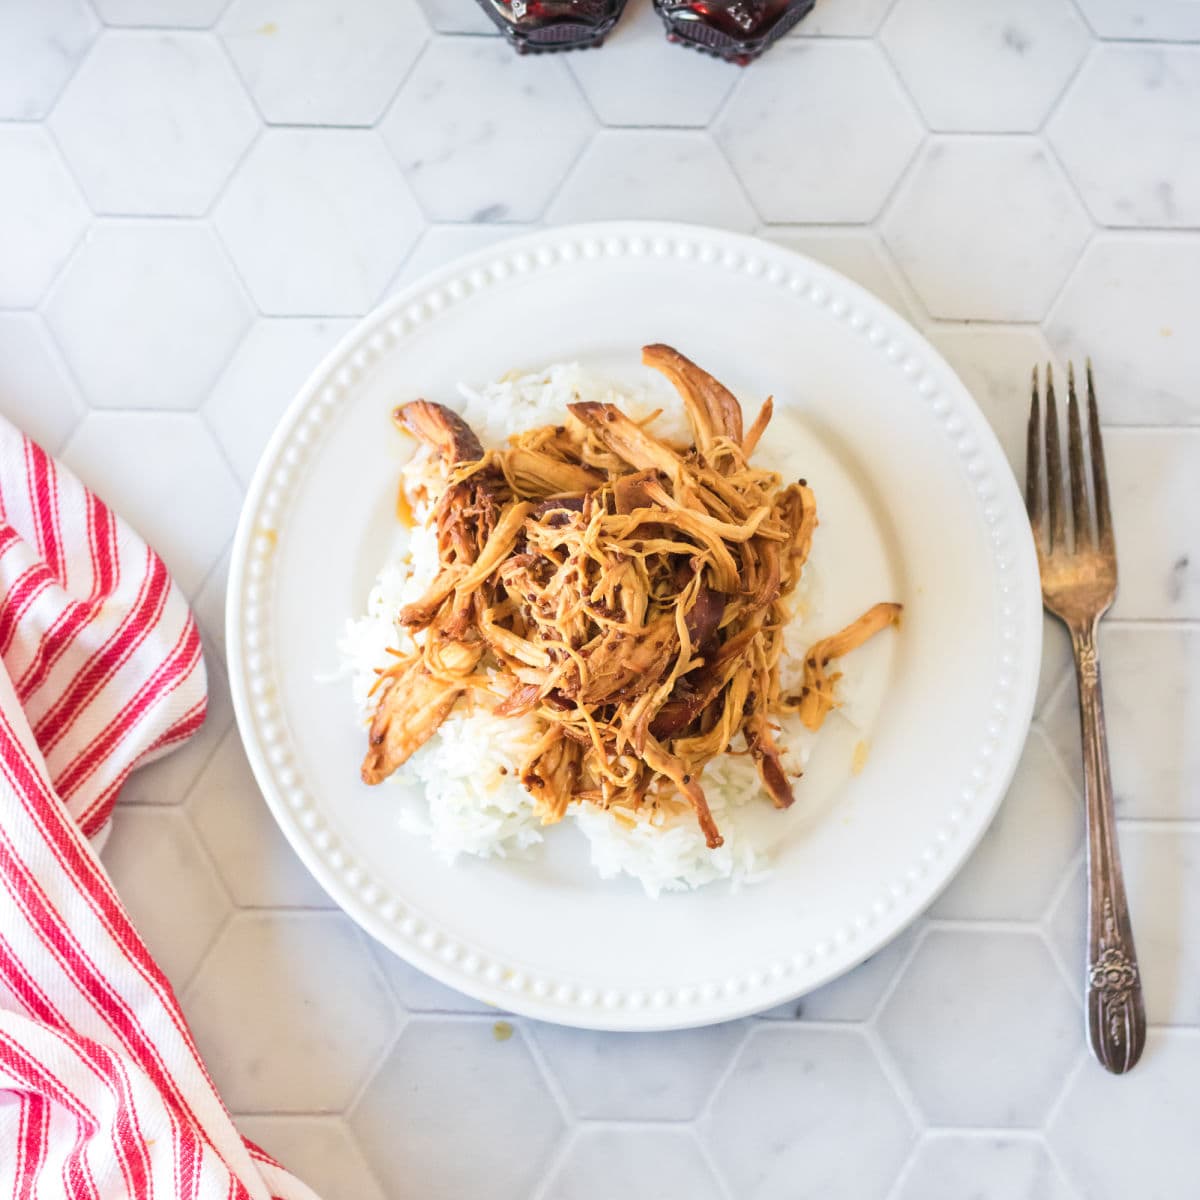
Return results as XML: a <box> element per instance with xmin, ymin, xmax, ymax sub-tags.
<box><xmin>339</xmin><ymin>364</ymin><xmax>830</xmax><ymax>897</ymax></box>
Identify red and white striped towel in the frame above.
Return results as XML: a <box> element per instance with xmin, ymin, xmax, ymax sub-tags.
<box><xmin>0</xmin><ymin>418</ymin><xmax>318</xmax><ymax>1198</ymax></box>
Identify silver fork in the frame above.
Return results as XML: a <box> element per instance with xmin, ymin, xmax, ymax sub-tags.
<box><xmin>1027</xmin><ymin>362</ymin><xmax>1145</xmax><ymax>1074</ymax></box>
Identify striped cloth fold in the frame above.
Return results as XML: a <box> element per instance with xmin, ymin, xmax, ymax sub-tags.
<box><xmin>0</xmin><ymin>418</ymin><xmax>319</xmax><ymax>1199</ymax></box>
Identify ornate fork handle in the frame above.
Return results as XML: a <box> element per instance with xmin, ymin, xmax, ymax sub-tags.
<box><xmin>1071</xmin><ymin>619</ymin><xmax>1146</xmax><ymax>1073</ymax></box>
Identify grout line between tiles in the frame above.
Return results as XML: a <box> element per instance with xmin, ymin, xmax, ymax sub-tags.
<box><xmin>862</xmin><ymin>1021</ymin><xmax>926</xmax><ymax>1132</ymax></box>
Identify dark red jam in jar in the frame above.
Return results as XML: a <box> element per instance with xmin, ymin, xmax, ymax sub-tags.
<box><xmin>653</xmin><ymin>0</ymin><xmax>816</xmax><ymax>63</ymax></box>
<box><xmin>475</xmin><ymin>0</ymin><xmax>629</xmax><ymax>52</ymax></box>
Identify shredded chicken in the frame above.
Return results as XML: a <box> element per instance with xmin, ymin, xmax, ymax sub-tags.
<box><xmin>361</xmin><ymin>345</ymin><xmax>901</xmax><ymax>849</ymax></box>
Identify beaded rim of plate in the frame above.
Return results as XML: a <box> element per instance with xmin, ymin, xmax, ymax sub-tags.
<box><xmin>227</xmin><ymin>224</ymin><xmax>1034</xmax><ymax>1026</ymax></box>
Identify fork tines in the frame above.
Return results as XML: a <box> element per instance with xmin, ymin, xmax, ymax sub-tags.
<box><xmin>1026</xmin><ymin>361</ymin><xmax>1114</xmax><ymax>558</ymax></box>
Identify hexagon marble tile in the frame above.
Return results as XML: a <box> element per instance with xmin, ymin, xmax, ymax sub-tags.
<box><xmin>567</xmin><ymin>0</ymin><xmax>737</xmax><ymax>127</ymax></box>
<box><xmin>794</xmin><ymin>0</ymin><xmax>893</xmax><ymax>36</ymax></box>
<box><xmin>189</xmin><ymin>727</ymin><xmax>333</xmax><ymax>909</ymax></box>
<box><xmin>0</xmin><ymin>312</ymin><xmax>82</xmax><ymax>453</ymax></box>
<box><xmin>715</xmin><ymin>41</ymin><xmax>923</xmax><ymax>223</ymax></box>
<box><xmin>881</xmin><ymin>0</ymin><xmax>1089</xmax><ymax>133</ymax></box>
<box><xmin>528</xmin><ymin>1021</ymin><xmax>745</xmax><ymax>1120</ymax></box>
<box><xmin>761</xmin><ymin>226</ymin><xmax>921</xmax><ymax>322</ymax></box>
<box><xmin>219</xmin><ymin>0</ymin><xmax>429</xmax><ymax>127</ymax></box>
<box><xmin>0</xmin><ymin>125</ymin><xmax>89</xmax><ymax>308</ymax></box>
<box><xmin>46</xmin><ymin>221</ymin><xmax>253</xmax><ymax>410</ymax></box>
<box><xmin>1050</xmin><ymin>1031</ymin><xmax>1200</xmax><ymax>1200</ymax></box>
<box><xmin>60</xmin><ymin>410</ymin><xmax>242</xmax><ymax>594</ymax></box>
<box><xmin>0</xmin><ymin>0</ymin><xmax>98</xmax><ymax>120</ymax></box>
<box><xmin>214</xmin><ymin>129</ymin><xmax>423</xmax><ymax>315</ymax></box>
<box><xmin>349</xmin><ymin>1018</ymin><xmax>564</xmax><ymax>1200</ymax></box>
<box><xmin>91</xmin><ymin>0</ymin><xmax>232</xmax><ymax>26</ymax></box>
<box><xmin>379</xmin><ymin>39</ymin><xmax>595</xmax><ymax>223</ymax></box>
<box><xmin>1050</xmin><ymin>828</ymin><xmax>1200</xmax><ymax>1028</ymax></box>
<box><xmin>100</xmin><ymin>806</ymin><xmax>232</xmax><ymax>990</ymax></box>
<box><xmin>544</xmin><ymin>1127</ymin><xmax>724</xmax><ymax>1200</ymax></box>
<box><xmin>386</xmin><ymin>222</ymin><xmax>541</xmax><ymax>293</ymax></box>
<box><xmin>3</xmin><ymin>5</ymin><xmax>1200</xmax><ymax>1198</ymax></box>
<box><xmin>881</xmin><ymin>136</ymin><xmax>1091</xmax><ymax>321</ymax></box>
<box><xmin>204</xmin><ymin>316</ymin><xmax>353</xmax><ymax>485</ymax></box>
<box><xmin>894</xmin><ymin>1133</ymin><xmax>1076</xmax><ymax>1200</ymax></box>
<box><xmin>546</xmin><ymin>130</ymin><xmax>756</xmax><ymax>229</ymax></box>
<box><xmin>703</xmin><ymin>1025</ymin><xmax>915</xmax><ymax>1200</ymax></box>
<box><xmin>929</xmin><ymin>730</ymin><xmax>1081</xmax><ymax>922</ymax></box>
<box><xmin>235</xmin><ymin>1117</ymin><xmax>386</xmax><ymax>1200</ymax></box>
<box><xmin>50</xmin><ymin>30</ymin><xmax>258</xmax><ymax>216</ymax></box>
<box><xmin>1046</xmin><ymin>234</ymin><xmax>1200</xmax><ymax>425</ymax></box>
<box><xmin>1049</xmin><ymin>45</ymin><xmax>1200</xmax><ymax>228</ymax></box>
<box><xmin>1073</xmin><ymin>0</ymin><xmax>1200</xmax><ymax>40</ymax></box>
<box><xmin>184</xmin><ymin>911</ymin><xmax>397</xmax><ymax>1113</ymax></box>
<box><xmin>877</xmin><ymin>930</ymin><xmax>1078</xmax><ymax>1127</ymax></box>
<box><xmin>1043</xmin><ymin>625</ymin><xmax>1200</xmax><ymax>819</ymax></box>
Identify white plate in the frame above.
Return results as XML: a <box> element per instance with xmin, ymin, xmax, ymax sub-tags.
<box><xmin>227</xmin><ymin>222</ymin><xmax>1042</xmax><ymax>1031</ymax></box>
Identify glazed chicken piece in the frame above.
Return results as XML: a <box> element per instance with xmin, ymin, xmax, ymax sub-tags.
<box><xmin>361</xmin><ymin>400</ymin><xmax>491</xmax><ymax>786</ymax></box>
<box><xmin>361</xmin><ymin>641</ymin><xmax>483</xmax><ymax>784</ymax></box>
<box><xmin>361</xmin><ymin>348</ymin><xmax>901</xmax><ymax>851</ymax></box>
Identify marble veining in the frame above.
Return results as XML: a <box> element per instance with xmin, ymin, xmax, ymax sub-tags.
<box><xmin>0</xmin><ymin>1</ymin><xmax>1196</xmax><ymax>1195</ymax></box>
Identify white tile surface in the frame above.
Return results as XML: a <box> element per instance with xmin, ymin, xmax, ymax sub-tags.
<box><xmin>545</xmin><ymin>1127</ymin><xmax>723</xmax><ymax>1200</ymax></box>
<box><xmin>877</xmin><ymin>931</ymin><xmax>1078</xmax><ymax>1126</ymax></box>
<box><xmin>185</xmin><ymin>912</ymin><xmax>397</xmax><ymax>1111</ymax></box>
<box><xmin>215</xmin><ymin>130</ymin><xmax>422</xmax><ymax>315</ymax></box>
<box><xmin>1050</xmin><ymin>829</ymin><xmax>1200</xmax><ymax>1027</ymax></box>
<box><xmin>61</xmin><ymin>412</ymin><xmax>242</xmax><ymax>594</ymax></box>
<box><xmin>761</xmin><ymin>226</ymin><xmax>919</xmax><ymax>321</ymax></box>
<box><xmin>1049</xmin><ymin>45</ymin><xmax>1200</xmax><ymax>228</ymax></box>
<box><xmin>92</xmin><ymin>0</ymin><xmax>232</xmax><ymax>26</ymax></box>
<box><xmin>101</xmin><ymin>806</ymin><xmax>231</xmax><ymax>989</ymax></box>
<box><xmin>46</xmin><ymin>221</ymin><xmax>253</xmax><ymax>410</ymax></box>
<box><xmin>387</xmin><ymin>223</ymin><xmax>540</xmax><ymax>292</ymax></box>
<box><xmin>5</xmin><ymin>11</ymin><xmax>1200</xmax><ymax>1197</ymax></box>
<box><xmin>882</xmin><ymin>0</ymin><xmax>1089</xmax><ymax>133</ymax></box>
<box><xmin>0</xmin><ymin>313</ymin><xmax>83</xmax><ymax>453</ymax></box>
<box><xmin>924</xmin><ymin>324</ymin><xmax>1057</xmax><ymax>474</ymax></box>
<box><xmin>1036</xmin><ymin>616</ymin><xmax>1074</xmax><ymax>716</ymax></box>
<box><xmin>1121</xmin><ymin>829</ymin><xmax>1200</xmax><ymax>1025</ymax></box>
<box><xmin>882</xmin><ymin>137</ymin><xmax>1091</xmax><ymax>321</ymax></box>
<box><xmin>369</xmin><ymin>941</ymin><xmax>498</xmax><ymax>1014</ymax></box>
<box><xmin>896</xmin><ymin>1133</ymin><xmax>1076</xmax><ymax>1200</ymax></box>
<box><xmin>1098</xmin><ymin>430</ymin><xmax>1200</xmax><ymax>619</ymax></box>
<box><xmin>191</xmin><ymin>544</ymin><xmax>231</xmax><ymax>661</ymax></box>
<box><xmin>348</xmin><ymin>1018</ymin><xmax>564</xmax><ymax>1200</ymax></box>
<box><xmin>1049</xmin><ymin>1030</ymin><xmax>1200</xmax><ymax>1200</ymax></box>
<box><xmin>412</xmin><ymin>0</ymin><xmax>497</xmax><ymax>35</ymax></box>
<box><xmin>1044</xmin><ymin>626</ymin><xmax>1200</xmax><ymax>819</ymax></box>
<box><xmin>189</xmin><ymin>728</ymin><xmax>333</xmax><ymax>908</ymax></box>
<box><xmin>50</xmin><ymin>31</ymin><xmax>258</xmax><ymax>216</ymax></box>
<box><xmin>236</xmin><ymin>1117</ymin><xmax>386</xmax><ymax>1200</ymax></box>
<box><xmin>759</xmin><ymin>926</ymin><xmax>919</xmax><ymax>1022</ymax></box>
<box><xmin>528</xmin><ymin>1021</ymin><xmax>745</xmax><ymax>1119</ymax></box>
<box><xmin>931</xmin><ymin>731</ymin><xmax>1081</xmax><ymax>921</ymax></box>
<box><xmin>567</xmin><ymin>0</ymin><xmax>737</xmax><ymax>127</ymax></box>
<box><xmin>1072</xmin><ymin>0</ymin><xmax>1200</xmax><ymax>40</ymax></box>
<box><xmin>120</xmin><ymin>651</ymin><xmax>234</xmax><ymax>806</ymax></box>
<box><xmin>0</xmin><ymin>126</ymin><xmax>89</xmax><ymax>309</ymax></box>
<box><xmin>0</xmin><ymin>0</ymin><xmax>99</xmax><ymax>120</ymax></box>
<box><xmin>380</xmin><ymin>40</ymin><xmax>595</xmax><ymax>223</ymax></box>
<box><xmin>715</xmin><ymin>41</ymin><xmax>923</xmax><ymax>224</ymax></box>
<box><xmin>547</xmin><ymin>130</ymin><xmax>755</xmax><ymax>230</ymax></box>
<box><xmin>704</xmin><ymin>1026</ymin><xmax>914</xmax><ymax>1200</ymax></box>
<box><xmin>795</xmin><ymin>0</ymin><xmax>893</xmax><ymax>36</ymax></box>
<box><xmin>205</xmin><ymin>317</ymin><xmax>353</xmax><ymax>485</ymax></box>
<box><xmin>219</xmin><ymin>0</ymin><xmax>429</xmax><ymax>127</ymax></box>
<box><xmin>1046</xmin><ymin>234</ymin><xmax>1200</xmax><ymax>425</ymax></box>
